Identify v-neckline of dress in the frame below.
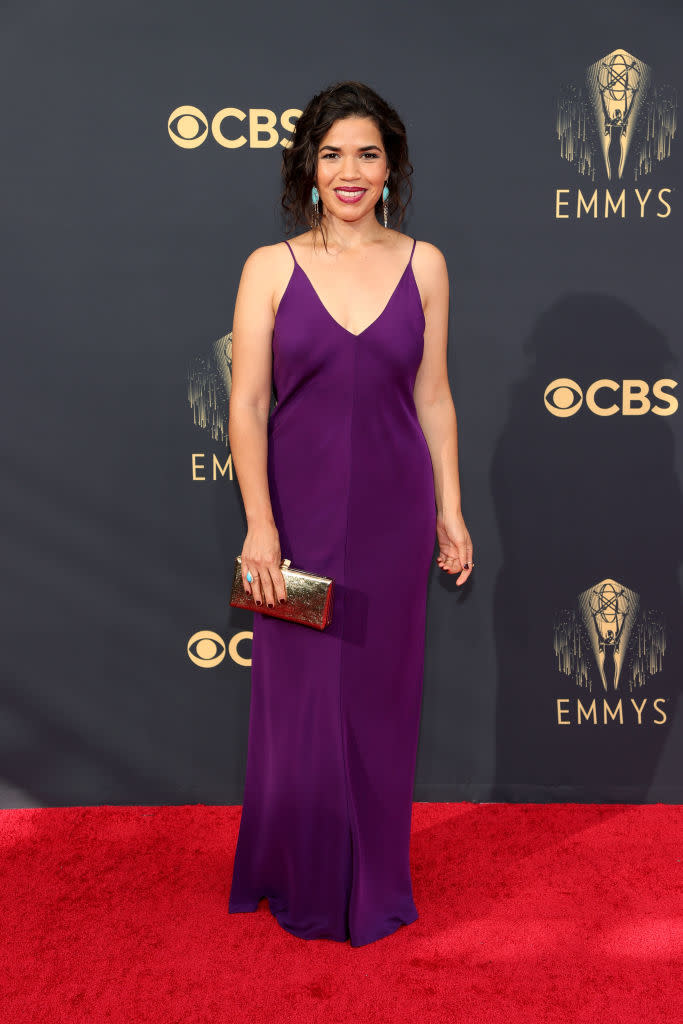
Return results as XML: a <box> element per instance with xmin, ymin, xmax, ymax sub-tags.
<box><xmin>287</xmin><ymin>239</ymin><xmax>416</xmax><ymax>339</ymax></box>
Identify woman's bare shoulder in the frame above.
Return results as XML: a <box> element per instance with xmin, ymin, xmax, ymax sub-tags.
<box><xmin>412</xmin><ymin>239</ymin><xmax>450</xmax><ymax>310</ymax></box>
<box><xmin>237</xmin><ymin>238</ymin><xmax>309</xmax><ymax>315</ymax></box>
<box><xmin>238</xmin><ymin>241</ymin><xmax>302</xmax><ymax>304</ymax></box>
<box><xmin>241</xmin><ymin>239</ymin><xmax>297</xmax><ymax>271</ymax></box>
<box><xmin>413</xmin><ymin>238</ymin><xmax>448</xmax><ymax>271</ymax></box>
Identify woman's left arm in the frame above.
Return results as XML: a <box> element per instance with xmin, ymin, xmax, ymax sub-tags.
<box><xmin>413</xmin><ymin>242</ymin><xmax>474</xmax><ymax>586</ymax></box>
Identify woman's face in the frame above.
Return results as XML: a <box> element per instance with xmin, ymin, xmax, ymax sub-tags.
<box><xmin>315</xmin><ymin>116</ymin><xmax>388</xmax><ymax>222</ymax></box>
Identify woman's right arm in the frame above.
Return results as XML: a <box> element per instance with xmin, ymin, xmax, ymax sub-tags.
<box><xmin>228</xmin><ymin>246</ymin><xmax>287</xmax><ymax>609</ymax></box>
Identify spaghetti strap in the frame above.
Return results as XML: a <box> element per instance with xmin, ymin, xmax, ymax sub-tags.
<box><xmin>284</xmin><ymin>239</ymin><xmax>298</xmax><ymax>265</ymax></box>
<box><xmin>409</xmin><ymin>236</ymin><xmax>417</xmax><ymax>263</ymax></box>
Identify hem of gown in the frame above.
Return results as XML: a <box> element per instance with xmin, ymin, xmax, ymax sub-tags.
<box><xmin>349</xmin><ymin>906</ymin><xmax>419</xmax><ymax>949</ymax></box>
<box><xmin>229</xmin><ymin>895</ymin><xmax>419</xmax><ymax>947</ymax></box>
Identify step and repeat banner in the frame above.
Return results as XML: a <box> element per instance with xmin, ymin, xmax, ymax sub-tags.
<box><xmin>2</xmin><ymin>2</ymin><xmax>681</xmax><ymax>806</ymax></box>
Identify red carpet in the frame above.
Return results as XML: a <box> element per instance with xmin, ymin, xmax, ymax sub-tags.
<box><xmin>2</xmin><ymin>802</ymin><xmax>681</xmax><ymax>1023</ymax></box>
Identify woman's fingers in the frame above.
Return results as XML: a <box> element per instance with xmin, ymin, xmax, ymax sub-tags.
<box><xmin>261</xmin><ymin>569</ymin><xmax>279</xmax><ymax>608</ymax></box>
<box><xmin>438</xmin><ymin>553</ymin><xmax>462</xmax><ymax>574</ymax></box>
<box><xmin>456</xmin><ymin>561</ymin><xmax>473</xmax><ymax>582</ymax></box>
<box><xmin>274</xmin><ymin>567</ymin><xmax>288</xmax><ymax>604</ymax></box>
<box><xmin>242</xmin><ymin>562</ymin><xmax>288</xmax><ymax>607</ymax></box>
<box><xmin>437</xmin><ymin>547</ymin><xmax>475</xmax><ymax>581</ymax></box>
<box><xmin>436</xmin><ymin>525</ymin><xmax>475</xmax><ymax>584</ymax></box>
<box><xmin>260</xmin><ymin>566</ymin><xmax>289</xmax><ymax>606</ymax></box>
<box><xmin>247</xmin><ymin>566</ymin><xmax>263</xmax><ymax>604</ymax></box>
<box><xmin>242</xmin><ymin>562</ymin><xmax>255</xmax><ymax>597</ymax></box>
<box><xmin>456</xmin><ymin>537</ymin><xmax>474</xmax><ymax>584</ymax></box>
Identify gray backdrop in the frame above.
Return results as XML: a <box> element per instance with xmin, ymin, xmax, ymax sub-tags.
<box><xmin>2</xmin><ymin>0</ymin><xmax>681</xmax><ymax>807</ymax></box>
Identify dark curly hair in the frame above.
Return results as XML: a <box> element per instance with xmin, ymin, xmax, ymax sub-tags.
<box><xmin>280</xmin><ymin>80</ymin><xmax>414</xmax><ymax>251</ymax></box>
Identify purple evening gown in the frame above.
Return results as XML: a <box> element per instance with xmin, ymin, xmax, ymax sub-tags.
<box><xmin>228</xmin><ymin>235</ymin><xmax>436</xmax><ymax>947</ymax></box>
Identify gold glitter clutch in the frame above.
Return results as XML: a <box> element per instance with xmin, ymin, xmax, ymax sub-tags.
<box><xmin>230</xmin><ymin>556</ymin><xmax>334</xmax><ymax>630</ymax></box>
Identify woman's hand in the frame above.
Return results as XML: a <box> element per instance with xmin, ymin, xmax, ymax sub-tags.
<box><xmin>241</xmin><ymin>519</ymin><xmax>287</xmax><ymax>608</ymax></box>
<box><xmin>436</xmin><ymin>511</ymin><xmax>474</xmax><ymax>586</ymax></box>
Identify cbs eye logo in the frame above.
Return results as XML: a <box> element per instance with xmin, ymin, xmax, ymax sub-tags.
<box><xmin>187</xmin><ymin>630</ymin><xmax>226</xmax><ymax>667</ymax></box>
<box><xmin>544</xmin><ymin>378</ymin><xmax>678</xmax><ymax>417</ymax></box>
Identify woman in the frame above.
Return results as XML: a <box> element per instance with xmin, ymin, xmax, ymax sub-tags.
<box><xmin>227</xmin><ymin>80</ymin><xmax>473</xmax><ymax>947</ymax></box>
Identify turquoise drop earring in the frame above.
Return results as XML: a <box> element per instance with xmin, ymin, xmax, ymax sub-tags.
<box><xmin>311</xmin><ymin>184</ymin><xmax>320</xmax><ymax>226</ymax></box>
<box><xmin>382</xmin><ymin>182</ymin><xmax>390</xmax><ymax>227</ymax></box>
